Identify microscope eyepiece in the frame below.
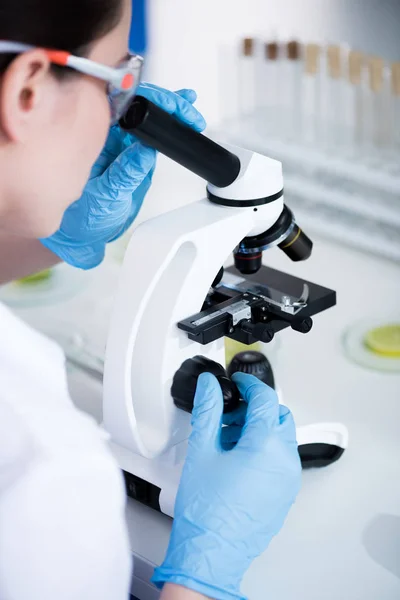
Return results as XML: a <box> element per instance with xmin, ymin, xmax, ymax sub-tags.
<box><xmin>120</xmin><ymin>96</ymin><xmax>241</xmax><ymax>188</ymax></box>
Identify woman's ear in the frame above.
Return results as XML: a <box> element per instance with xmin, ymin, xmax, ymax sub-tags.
<box><xmin>0</xmin><ymin>49</ymin><xmax>52</xmax><ymax>142</ymax></box>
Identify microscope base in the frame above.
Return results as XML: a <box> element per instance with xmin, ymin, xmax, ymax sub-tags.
<box><xmin>109</xmin><ymin>439</ymin><xmax>186</xmax><ymax>516</ymax></box>
<box><xmin>110</xmin><ymin>422</ymin><xmax>349</xmax><ymax>517</ymax></box>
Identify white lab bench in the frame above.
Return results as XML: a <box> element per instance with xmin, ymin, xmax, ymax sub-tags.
<box><xmin>9</xmin><ymin>158</ymin><xmax>400</xmax><ymax>599</ymax></box>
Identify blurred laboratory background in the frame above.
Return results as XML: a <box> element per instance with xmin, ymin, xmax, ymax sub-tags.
<box><xmin>145</xmin><ymin>0</ymin><xmax>400</xmax><ymax>123</ymax></box>
<box><xmin>143</xmin><ymin>0</ymin><xmax>400</xmax><ymax>261</ymax></box>
<box><xmin>1</xmin><ymin>2</ymin><xmax>399</xmax><ymax>599</ymax></box>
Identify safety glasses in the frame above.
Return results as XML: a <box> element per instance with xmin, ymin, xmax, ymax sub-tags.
<box><xmin>0</xmin><ymin>41</ymin><xmax>143</xmax><ymax>123</ymax></box>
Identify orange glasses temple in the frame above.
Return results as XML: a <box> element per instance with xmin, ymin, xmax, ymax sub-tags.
<box><xmin>45</xmin><ymin>50</ymin><xmax>70</xmax><ymax>66</ymax></box>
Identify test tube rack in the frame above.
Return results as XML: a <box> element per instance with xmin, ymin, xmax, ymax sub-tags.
<box><xmin>216</xmin><ymin>38</ymin><xmax>400</xmax><ymax>262</ymax></box>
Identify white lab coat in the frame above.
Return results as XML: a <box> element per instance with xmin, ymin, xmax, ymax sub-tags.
<box><xmin>0</xmin><ymin>301</ymin><xmax>132</xmax><ymax>600</ymax></box>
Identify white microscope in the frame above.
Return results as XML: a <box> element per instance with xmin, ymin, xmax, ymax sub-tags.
<box><xmin>103</xmin><ymin>97</ymin><xmax>348</xmax><ymax>516</ymax></box>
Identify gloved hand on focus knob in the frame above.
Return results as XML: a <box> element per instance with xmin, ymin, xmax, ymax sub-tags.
<box><xmin>40</xmin><ymin>83</ymin><xmax>206</xmax><ymax>269</ymax></box>
<box><xmin>152</xmin><ymin>372</ymin><xmax>301</xmax><ymax>600</ymax></box>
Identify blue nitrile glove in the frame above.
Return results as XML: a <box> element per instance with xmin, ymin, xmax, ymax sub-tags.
<box><xmin>152</xmin><ymin>373</ymin><xmax>301</xmax><ymax>600</ymax></box>
<box><xmin>40</xmin><ymin>84</ymin><xmax>206</xmax><ymax>269</ymax></box>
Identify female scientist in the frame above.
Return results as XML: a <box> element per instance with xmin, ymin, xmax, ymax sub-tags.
<box><xmin>0</xmin><ymin>1</ymin><xmax>301</xmax><ymax>599</ymax></box>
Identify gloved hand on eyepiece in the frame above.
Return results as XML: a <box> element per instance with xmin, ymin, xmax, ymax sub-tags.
<box><xmin>40</xmin><ymin>84</ymin><xmax>206</xmax><ymax>270</ymax></box>
<box><xmin>152</xmin><ymin>372</ymin><xmax>301</xmax><ymax>600</ymax></box>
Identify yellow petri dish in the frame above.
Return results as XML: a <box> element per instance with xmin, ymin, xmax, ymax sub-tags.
<box><xmin>16</xmin><ymin>269</ymin><xmax>53</xmax><ymax>285</ymax></box>
<box><xmin>0</xmin><ymin>263</ymin><xmax>89</xmax><ymax>308</ymax></box>
<box><xmin>342</xmin><ymin>317</ymin><xmax>400</xmax><ymax>373</ymax></box>
<box><xmin>364</xmin><ymin>324</ymin><xmax>400</xmax><ymax>358</ymax></box>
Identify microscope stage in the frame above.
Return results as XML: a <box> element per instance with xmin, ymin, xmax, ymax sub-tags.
<box><xmin>225</xmin><ymin>264</ymin><xmax>336</xmax><ymax>319</ymax></box>
<box><xmin>178</xmin><ymin>265</ymin><xmax>336</xmax><ymax>346</ymax></box>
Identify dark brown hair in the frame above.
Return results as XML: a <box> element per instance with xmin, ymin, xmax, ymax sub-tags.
<box><xmin>0</xmin><ymin>0</ymin><xmax>123</xmax><ymax>74</ymax></box>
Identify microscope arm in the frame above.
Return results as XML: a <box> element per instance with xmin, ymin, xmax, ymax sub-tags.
<box><xmin>103</xmin><ymin>193</ymin><xmax>283</xmax><ymax>459</ymax></box>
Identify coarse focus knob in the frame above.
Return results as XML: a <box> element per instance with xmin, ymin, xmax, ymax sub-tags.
<box><xmin>171</xmin><ymin>355</ymin><xmax>241</xmax><ymax>414</ymax></box>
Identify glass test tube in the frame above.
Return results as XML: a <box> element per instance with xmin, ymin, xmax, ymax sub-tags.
<box><xmin>368</xmin><ymin>57</ymin><xmax>384</xmax><ymax>148</ymax></box>
<box><xmin>359</xmin><ymin>57</ymin><xmax>371</xmax><ymax>158</ymax></box>
<box><xmin>345</xmin><ymin>50</ymin><xmax>364</xmax><ymax>154</ymax></box>
<box><xmin>279</xmin><ymin>40</ymin><xmax>302</xmax><ymax>141</ymax></box>
<box><xmin>287</xmin><ymin>40</ymin><xmax>302</xmax><ymax>141</ymax></box>
<box><xmin>259</xmin><ymin>39</ymin><xmax>279</xmax><ymax>137</ymax></box>
<box><xmin>391</xmin><ymin>62</ymin><xmax>400</xmax><ymax>153</ymax></box>
<box><xmin>367</xmin><ymin>57</ymin><xmax>392</xmax><ymax>163</ymax></box>
<box><xmin>238</xmin><ymin>37</ymin><xmax>257</xmax><ymax>119</ymax></box>
<box><xmin>382</xmin><ymin>66</ymin><xmax>392</xmax><ymax>156</ymax></box>
<box><xmin>302</xmin><ymin>43</ymin><xmax>321</xmax><ymax>146</ymax></box>
<box><xmin>253</xmin><ymin>37</ymin><xmax>265</xmax><ymax>119</ymax></box>
<box><xmin>275</xmin><ymin>38</ymin><xmax>286</xmax><ymax>139</ymax></box>
<box><xmin>323</xmin><ymin>45</ymin><xmax>344</xmax><ymax>149</ymax></box>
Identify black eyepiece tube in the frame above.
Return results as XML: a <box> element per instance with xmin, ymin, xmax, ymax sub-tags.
<box><xmin>119</xmin><ymin>96</ymin><xmax>241</xmax><ymax>188</ymax></box>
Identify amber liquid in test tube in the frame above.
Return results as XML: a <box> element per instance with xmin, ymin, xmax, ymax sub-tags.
<box><xmin>391</xmin><ymin>62</ymin><xmax>400</xmax><ymax>154</ymax></box>
<box><xmin>238</xmin><ymin>37</ymin><xmax>257</xmax><ymax>119</ymax></box>
<box><xmin>302</xmin><ymin>43</ymin><xmax>321</xmax><ymax>146</ymax></box>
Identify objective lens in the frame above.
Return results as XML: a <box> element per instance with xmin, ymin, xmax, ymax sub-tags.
<box><xmin>278</xmin><ymin>225</ymin><xmax>313</xmax><ymax>261</ymax></box>
<box><xmin>234</xmin><ymin>205</ymin><xmax>312</xmax><ymax>271</ymax></box>
<box><xmin>234</xmin><ymin>251</ymin><xmax>262</xmax><ymax>274</ymax></box>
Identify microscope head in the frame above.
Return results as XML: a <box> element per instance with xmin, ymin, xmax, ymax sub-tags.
<box><xmin>205</xmin><ymin>141</ymin><xmax>313</xmax><ymax>275</ymax></box>
<box><xmin>120</xmin><ymin>95</ymin><xmax>313</xmax><ymax>276</ymax></box>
